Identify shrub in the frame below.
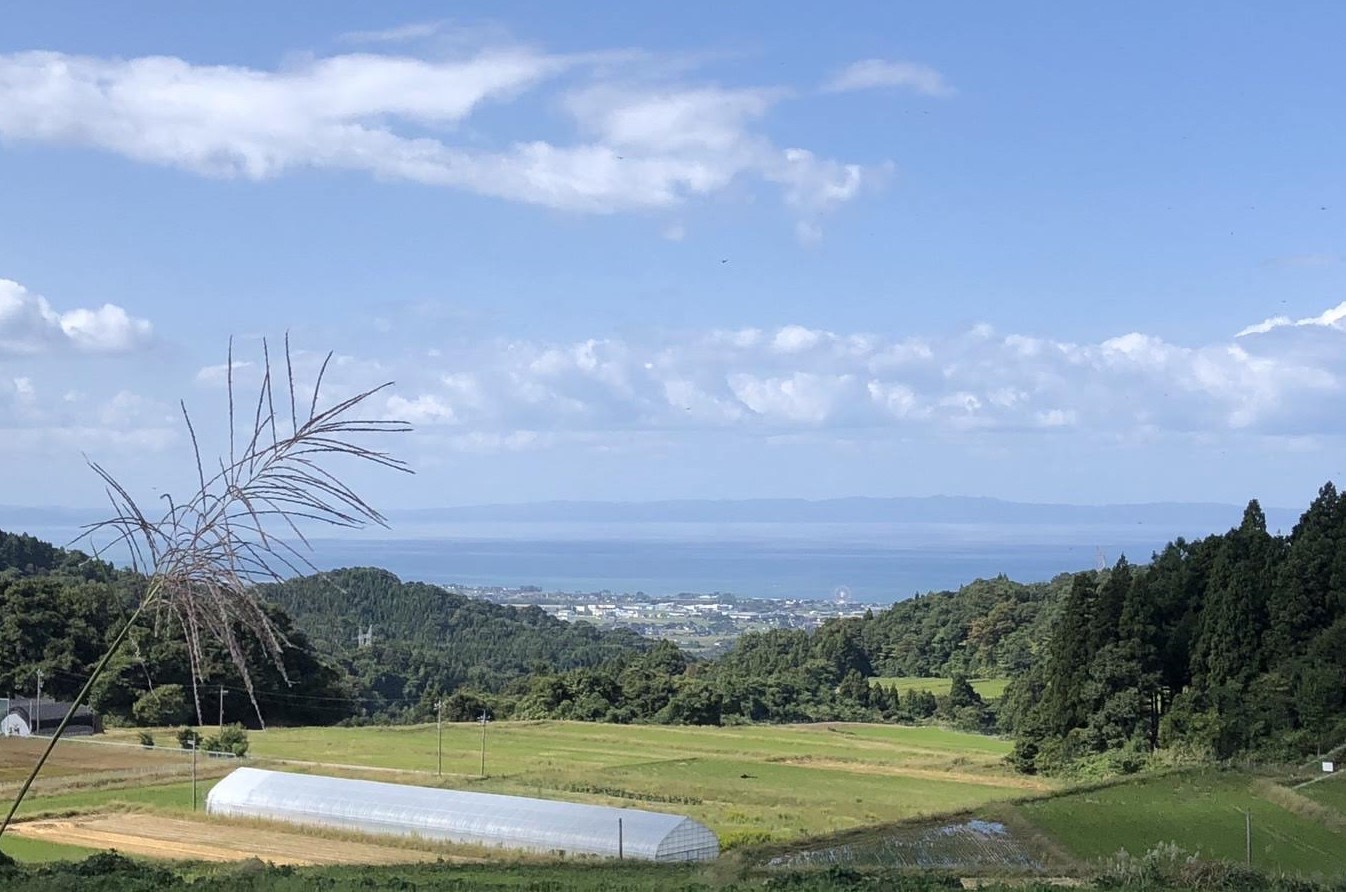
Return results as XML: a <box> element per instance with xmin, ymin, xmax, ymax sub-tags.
<box><xmin>176</xmin><ymin>726</ymin><xmax>202</xmax><ymax>750</ymax></box>
<box><xmin>137</xmin><ymin>730</ymin><xmax>155</xmax><ymax>748</ymax></box>
<box><xmin>720</xmin><ymin>829</ymin><xmax>776</xmax><ymax>850</ymax></box>
<box><xmin>203</xmin><ymin>723</ymin><xmax>249</xmax><ymax>757</ymax></box>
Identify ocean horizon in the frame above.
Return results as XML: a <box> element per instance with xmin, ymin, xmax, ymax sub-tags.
<box><xmin>299</xmin><ymin>521</ymin><xmax>1195</xmax><ymax>603</ymax></box>
<box><xmin>8</xmin><ymin>514</ymin><xmax>1238</xmax><ymax>604</ymax></box>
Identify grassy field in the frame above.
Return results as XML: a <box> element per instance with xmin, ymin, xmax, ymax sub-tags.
<box><xmin>4</xmin><ymin>724</ymin><xmax>1346</xmax><ymax>880</ymax></box>
<box><xmin>1300</xmin><ymin>773</ymin><xmax>1346</xmax><ymax>816</ymax></box>
<box><xmin>871</xmin><ymin>677</ymin><xmax>1011</xmax><ymax>699</ymax></box>
<box><xmin>1015</xmin><ymin>770</ymin><xmax>1346</xmax><ymax>876</ymax></box>
<box><xmin>8</xmin><ymin>778</ymin><xmax>222</xmax><ymax>818</ymax></box>
<box><xmin>83</xmin><ymin>721</ymin><xmax>1037</xmax><ymax>846</ymax></box>
<box><xmin>0</xmin><ymin>834</ymin><xmax>96</xmax><ymax>863</ymax></box>
<box><xmin>0</xmin><ymin>735</ymin><xmax>192</xmax><ymax>785</ymax></box>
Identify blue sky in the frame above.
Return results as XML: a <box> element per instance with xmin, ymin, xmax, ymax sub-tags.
<box><xmin>0</xmin><ymin>3</ymin><xmax>1343</xmax><ymax>511</ymax></box>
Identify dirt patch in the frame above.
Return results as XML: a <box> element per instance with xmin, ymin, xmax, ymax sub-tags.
<box><xmin>10</xmin><ymin>813</ymin><xmax>444</xmax><ymax>866</ymax></box>
<box><xmin>773</xmin><ymin>758</ymin><xmax>1051</xmax><ymax>791</ymax></box>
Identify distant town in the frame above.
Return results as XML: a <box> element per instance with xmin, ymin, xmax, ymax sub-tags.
<box><xmin>454</xmin><ymin>585</ymin><xmax>874</xmax><ymax>655</ymax></box>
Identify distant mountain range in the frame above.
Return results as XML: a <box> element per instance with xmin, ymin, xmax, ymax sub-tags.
<box><xmin>385</xmin><ymin>496</ymin><xmax>1297</xmax><ymax>531</ymax></box>
<box><xmin>1</xmin><ymin>496</ymin><xmax>1300</xmax><ymax>546</ymax></box>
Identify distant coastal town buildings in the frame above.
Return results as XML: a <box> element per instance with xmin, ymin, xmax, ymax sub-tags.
<box><xmin>459</xmin><ymin>589</ymin><xmax>870</xmax><ymax>655</ymax></box>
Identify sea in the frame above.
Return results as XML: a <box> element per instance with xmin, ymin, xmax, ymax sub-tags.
<box><xmin>298</xmin><ymin>521</ymin><xmax>1197</xmax><ymax>604</ymax></box>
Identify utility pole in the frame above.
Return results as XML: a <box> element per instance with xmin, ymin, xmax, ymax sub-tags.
<box><xmin>436</xmin><ymin>700</ymin><xmax>443</xmax><ymax>777</ymax></box>
<box><xmin>191</xmin><ymin>740</ymin><xmax>198</xmax><ymax>812</ymax></box>
<box><xmin>1244</xmin><ymin>809</ymin><xmax>1252</xmax><ymax>866</ymax></box>
<box><xmin>34</xmin><ymin>670</ymin><xmax>42</xmax><ymax>735</ymax></box>
<box><xmin>618</xmin><ymin>818</ymin><xmax>623</xmax><ymax>860</ymax></box>
<box><xmin>218</xmin><ymin>685</ymin><xmax>226</xmax><ymax>731</ymax></box>
<box><xmin>479</xmin><ymin>710</ymin><xmax>489</xmax><ymax>778</ymax></box>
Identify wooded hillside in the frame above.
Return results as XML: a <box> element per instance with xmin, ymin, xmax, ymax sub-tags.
<box><xmin>1002</xmin><ymin>485</ymin><xmax>1346</xmax><ymax>772</ymax></box>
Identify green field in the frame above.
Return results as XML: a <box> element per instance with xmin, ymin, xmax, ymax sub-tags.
<box><xmin>85</xmin><ymin>721</ymin><xmax>1037</xmax><ymax>844</ymax></box>
<box><xmin>14</xmin><ymin>723</ymin><xmax>1346</xmax><ymax>879</ymax></box>
<box><xmin>1300</xmin><ymin>773</ymin><xmax>1346</xmax><ymax>816</ymax></box>
<box><xmin>871</xmin><ymin>677</ymin><xmax>1010</xmax><ymax>699</ymax></box>
<box><xmin>1016</xmin><ymin>770</ymin><xmax>1346</xmax><ymax>876</ymax></box>
<box><xmin>9</xmin><ymin>778</ymin><xmax>221</xmax><ymax>818</ymax></box>
<box><xmin>0</xmin><ymin>835</ymin><xmax>96</xmax><ymax>863</ymax></box>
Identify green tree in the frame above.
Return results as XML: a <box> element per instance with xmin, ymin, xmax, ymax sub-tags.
<box><xmin>1266</xmin><ymin>482</ymin><xmax>1339</xmax><ymax>665</ymax></box>
<box><xmin>1090</xmin><ymin>557</ymin><xmax>1133</xmax><ymax>653</ymax></box>
<box><xmin>131</xmin><ymin>684</ymin><xmax>191</xmax><ymax>727</ymax></box>
<box><xmin>1192</xmin><ymin>501</ymin><xmax>1275</xmax><ymax>689</ymax></box>
<box><xmin>1042</xmin><ymin>573</ymin><xmax>1099</xmax><ymax>736</ymax></box>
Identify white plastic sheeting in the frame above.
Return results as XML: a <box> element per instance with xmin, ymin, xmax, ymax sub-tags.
<box><xmin>206</xmin><ymin>767</ymin><xmax>719</xmax><ymax>861</ymax></box>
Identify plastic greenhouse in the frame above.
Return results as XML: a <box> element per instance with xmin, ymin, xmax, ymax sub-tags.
<box><xmin>206</xmin><ymin>767</ymin><xmax>719</xmax><ymax>861</ymax></box>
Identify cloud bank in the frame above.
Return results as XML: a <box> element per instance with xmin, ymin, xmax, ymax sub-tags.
<box><xmin>0</xmin><ymin>41</ymin><xmax>891</xmax><ymax>230</ymax></box>
<box><xmin>350</xmin><ymin>302</ymin><xmax>1346</xmax><ymax>449</ymax></box>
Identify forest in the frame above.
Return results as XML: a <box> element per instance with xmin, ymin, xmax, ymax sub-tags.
<box><xmin>2</xmin><ymin>481</ymin><xmax>1344</xmax><ymax>773</ymax></box>
<box><xmin>1001</xmin><ymin>485</ymin><xmax>1346</xmax><ymax>773</ymax></box>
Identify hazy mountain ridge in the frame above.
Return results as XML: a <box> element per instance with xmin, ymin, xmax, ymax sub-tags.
<box><xmin>385</xmin><ymin>496</ymin><xmax>1298</xmax><ymax>530</ymax></box>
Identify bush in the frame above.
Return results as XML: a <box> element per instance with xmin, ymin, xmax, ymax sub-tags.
<box><xmin>203</xmin><ymin>723</ymin><xmax>249</xmax><ymax>757</ymax></box>
<box><xmin>1007</xmin><ymin>738</ymin><xmax>1039</xmax><ymax>774</ymax></box>
<box><xmin>131</xmin><ymin>683</ymin><xmax>191</xmax><ymax>727</ymax></box>
<box><xmin>176</xmin><ymin>726</ymin><xmax>202</xmax><ymax>750</ymax></box>
<box><xmin>137</xmin><ymin>730</ymin><xmax>155</xmax><ymax>748</ymax></box>
<box><xmin>720</xmin><ymin>829</ymin><xmax>776</xmax><ymax>850</ymax></box>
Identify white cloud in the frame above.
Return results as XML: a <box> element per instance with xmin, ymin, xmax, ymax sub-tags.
<box><xmin>772</xmin><ymin>325</ymin><xmax>823</xmax><ymax>353</ymax></box>
<box><xmin>386</xmin><ymin>393</ymin><xmax>458</xmax><ymax>424</ymax></box>
<box><xmin>373</xmin><ymin>306</ymin><xmax>1346</xmax><ymax>446</ymax></box>
<box><xmin>1268</xmin><ymin>253</ymin><xmax>1340</xmax><ymax>269</ymax></box>
<box><xmin>59</xmin><ymin>304</ymin><xmax>153</xmax><ymax>351</ymax></box>
<box><xmin>194</xmin><ymin>360</ymin><xmax>254</xmax><ymax>384</ymax></box>
<box><xmin>96</xmin><ymin>390</ymin><xmax>174</xmax><ymax>428</ymax></box>
<box><xmin>1237</xmin><ymin>300</ymin><xmax>1346</xmax><ymax>337</ymax></box>
<box><xmin>337</xmin><ymin>21</ymin><xmax>446</xmax><ymax>45</ymax></box>
<box><xmin>823</xmin><ymin>59</ymin><xmax>955</xmax><ymax>97</ymax></box>
<box><xmin>0</xmin><ymin>372</ymin><xmax>177</xmax><ymax>459</ymax></box>
<box><xmin>0</xmin><ymin>44</ymin><xmax>884</xmax><ymax>230</ymax></box>
<box><xmin>0</xmin><ymin>278</ymin><xmax>153</xmax><ymax>354</ymax></box>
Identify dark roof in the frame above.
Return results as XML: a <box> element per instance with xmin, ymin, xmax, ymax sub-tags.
<box><xmin>7</xmin><ymin>700</ymin><xmax>96</xmax><ymax>725</ymax></box>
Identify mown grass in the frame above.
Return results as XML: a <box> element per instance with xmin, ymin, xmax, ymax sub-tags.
<box><xmin>870</xmin><ymin>677</ymin><xmax>1011</xmax><ymax>699</ymax></box>
<box><xmin>1014</xmin><ymin>769</ymin><xmax>1346</xmax><ymax>876</ymax></box>
<box><xmin>87</xmin><ymin>721</ymin><xmax>1035</xmax><ymax>843</ymax></box>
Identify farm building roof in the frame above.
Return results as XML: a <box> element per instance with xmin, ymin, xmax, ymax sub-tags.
<box><xmin>206</xmin><ymin>767</ymin><xmax>719</xmax><ymax>862</ymax></box>
<box><xmin>3</xmin><ymin>699</ymin><xmax>99</xmax><ymax>734</ymax></box>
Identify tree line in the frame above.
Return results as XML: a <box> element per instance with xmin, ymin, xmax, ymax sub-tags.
<box><xmin>0</xmin><ymin>533</ymin><xmax>349</xmax><ymax>727</ymax></box>
<box><xmin>1001</xmin><ymin>485</ymin><xmax>1346</xmax><ymax>773</ymax></box>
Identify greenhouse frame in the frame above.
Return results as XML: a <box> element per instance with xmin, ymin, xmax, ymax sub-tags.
<box><xmin>206</xmin><ymin>767</ymin><xmax>719</xmax><ymax>861</ymax></box>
